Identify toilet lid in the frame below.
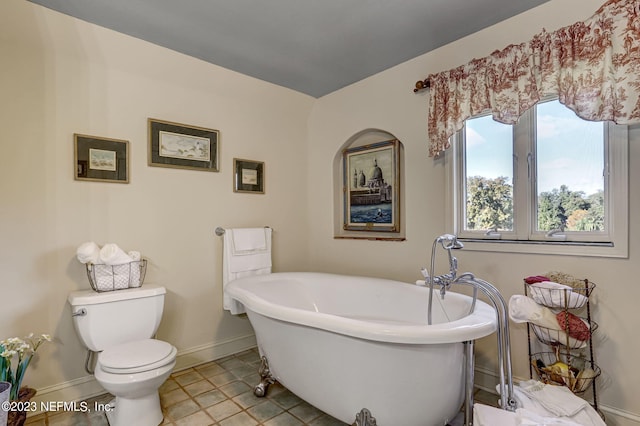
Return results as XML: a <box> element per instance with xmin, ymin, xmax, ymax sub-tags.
<box><xmin>100</xmin><ymin>339</ymin><xmax>176</xmax><ymax>374</ymax></box>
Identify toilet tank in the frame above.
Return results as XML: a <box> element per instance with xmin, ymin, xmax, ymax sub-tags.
<box><xmin>68</xmin><ymin>285</ymin><xmax>167</xmax><ymax>352</ymax></box>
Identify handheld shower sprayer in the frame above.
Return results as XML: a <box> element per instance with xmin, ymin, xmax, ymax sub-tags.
<box><xmin>436</xmin><ymin>233</ymin><xmax>464</xmax><ymax>250</ymax></box>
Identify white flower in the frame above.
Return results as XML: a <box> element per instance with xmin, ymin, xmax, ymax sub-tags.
<box><xmin>4</xmin><ymin>337</ymin><xmax>22</xmax><ymax>346</ymax></box>
<box><xmin>1</xmin><ymin>332</ymin><xmax>52</xmax><ymax>401</ymax></box>
<box><xmin>1</xmin><ymin>350</ymin><xmax>17</xmax><ymax>358</ymax></box>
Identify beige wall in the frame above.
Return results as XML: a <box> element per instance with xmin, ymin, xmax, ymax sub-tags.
<box><xmin>2</xmin><ymin>0</ymin><xmax>639</xmax><ymax>424</ymax></box>
<box><xmin>308</xmin><ymin>0</ymin><xmax>640</xmax><ymax>424</ymax></box>
<box><xmin>0</xmin><ymin>0</ymin><xmax>312</xmax><ymax>402</ymax></box>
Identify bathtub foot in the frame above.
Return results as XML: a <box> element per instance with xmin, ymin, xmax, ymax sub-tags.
<box><xmin>354</xmin><ymin>408</ymin><xmax>377</xmax><ymax>426</ymax></box>
<box><xmin>253</xmin><ymin>356</ymin><xmax>275</xmax><ymax>397</ymax></box>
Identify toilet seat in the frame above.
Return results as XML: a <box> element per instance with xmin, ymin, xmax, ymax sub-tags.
<box><xmin>99</xmin><ymin>339</ymin><xmax>176</xmax><ymax>374</ymax></box>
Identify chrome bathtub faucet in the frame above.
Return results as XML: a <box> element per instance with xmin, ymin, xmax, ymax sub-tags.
<box><xmin>421</xmin><ymin>233</ymin><xmax>518</xmax><ymax>422</ymax></box>
<box><xmin>423</xmin><ymin>234</ymin><xmax>464</xmax><ymax>304</ymax></box>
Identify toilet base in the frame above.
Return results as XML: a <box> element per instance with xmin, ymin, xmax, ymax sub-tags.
<box><xmin>104</xmin><ymin>393</ymin><xmax>163</xmax><ymax>426</ymax></box>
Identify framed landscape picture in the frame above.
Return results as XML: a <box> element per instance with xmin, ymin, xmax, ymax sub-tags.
<box><xmin>343</xmin><ymin>139</ymin><xmax>400</xmax><ymax>232</ymax></box>
<box><xmin>148</xmin><ymin>118</ymin><xmax>219</xmax><ymax>172</ymax></box>
<box><xmin>74</xmin><ymin>134</ymin><xmax>129</xmax><ymax>183</ymax></box>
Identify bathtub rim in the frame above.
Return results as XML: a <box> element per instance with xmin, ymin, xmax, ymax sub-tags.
<box><xmin>225</xmin><ymin>272</ymin><xmax>497</xmax><ymax>344</ymax></box>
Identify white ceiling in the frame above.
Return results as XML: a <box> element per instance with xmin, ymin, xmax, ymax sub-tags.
<box><xmin>28</xmin><ymin>0</ymin><xmax>550</xmax><ymax>98</ymax></box>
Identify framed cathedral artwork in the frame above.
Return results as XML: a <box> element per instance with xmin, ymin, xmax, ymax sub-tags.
<box><xmin>342</xmin><ymin>139</ymin><xmax>400</xmax><ymax>232</ymax></box>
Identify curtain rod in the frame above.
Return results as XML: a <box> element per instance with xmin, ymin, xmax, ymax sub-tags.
<box><xmin>413</xmin><ymin>78</ymin><xmax>430</xmax><ymax>93</ymax></box>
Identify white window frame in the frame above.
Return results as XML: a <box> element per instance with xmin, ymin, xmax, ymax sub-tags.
<box><xmin>445</xmin><ymin>102</ymin><xmax>628</xmax><ymax>258</ymax></box>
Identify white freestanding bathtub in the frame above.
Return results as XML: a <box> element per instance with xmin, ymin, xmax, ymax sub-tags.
<box><xmin>225</xmin><ymin>272</ymin><xmax>497</xmax><ymax>425</ymax></box>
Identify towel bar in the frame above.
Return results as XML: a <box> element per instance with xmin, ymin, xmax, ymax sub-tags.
<box><xmin>215</xmin><ymin>226</ymin><xmax>271</xmax><ymax>236</ymax></box>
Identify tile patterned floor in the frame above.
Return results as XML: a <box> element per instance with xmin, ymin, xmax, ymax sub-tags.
<box><xmin>24</xmin><ymin>348</ymin><xmax>496</xmax><ymax>425</ymax></box>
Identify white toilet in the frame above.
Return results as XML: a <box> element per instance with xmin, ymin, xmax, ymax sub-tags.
<box><xmin>68</xmin><ymin>285</ymin><xmax>177</xmax><ymax>426</ymax></box>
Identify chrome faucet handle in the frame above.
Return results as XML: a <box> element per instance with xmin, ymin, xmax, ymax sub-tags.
<box><xmin>420</xmin><ymin>267</ymin><xmax>430</xmax><ymax>280</ymax></box>
<box><xmin>440</xmin><ymin>283</ymin><xmax>447</xmax><ymax>298</ymax></box>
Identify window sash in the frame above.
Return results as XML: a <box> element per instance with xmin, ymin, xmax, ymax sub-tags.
<box><xmin>449</xmin><ymin>105</ymin><xmax>628</xmax><ymax>257</ymax></box>
<box><xmin>528</xmin><ymin>104</ymin><xmax>609</xmax><ymax>243</ymax></box>
<box><xmin>458</xmin><ymin>121</ymin><xmax>518</xmax><ymax>240</ymax></box>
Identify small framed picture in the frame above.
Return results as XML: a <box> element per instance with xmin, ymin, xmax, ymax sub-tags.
<box><xmin>233</xmin><ymin>158</ymin><xmax>264</xmax><ymax>194</ymax></box>
<box><xmin>148</xmin><ymin>118</ymin><xmax>219</xmax><ymax>172</ymax></box>
<box><xmin>74</xmin><ymin>134</ymin><xmax>129</xmax><ymax>183</ymax></box>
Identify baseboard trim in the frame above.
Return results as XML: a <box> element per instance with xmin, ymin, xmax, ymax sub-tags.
<box><xmin>474</xmin><ymin>366</ymin><xmax>640</xmax><ymax>425</ymax></box>
<box><xmin>29</xmin><ymin>333</ymin><xmax>257</xmax><ymax>416</ymax></box>
<box><xmin>172</xmin><ymin>333</ymin><xmax>257</xmax><ymax>372</ymax></box>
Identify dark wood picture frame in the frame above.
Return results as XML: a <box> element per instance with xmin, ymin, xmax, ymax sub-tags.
<box><xmin>233</xmin><ymin>158</ymin><xmax>264</xmax><ymax>194</ymax></box>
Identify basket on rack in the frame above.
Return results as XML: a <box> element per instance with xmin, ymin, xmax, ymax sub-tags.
<box><xmin>86</xmin><ymin>259</ymin><xmax>147</xmax><ymax>292</ymax></box>
<box><xmin>530</xmin><ymin>320</ymin><xmax>597</xmax><ymax>350</ymax></box>
<box><xmin>531</xmin><ymin>351</ymin><xmax>600</xmax><ymax>393</ymax></box>
<box><xmin>527</xmin><ymin>280</ymin><xmax>595</xmax><ymax>309</ymax></box>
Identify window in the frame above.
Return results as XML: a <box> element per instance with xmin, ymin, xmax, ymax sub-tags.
<box><xmin>447</xmin><ymin>98</ymin><xmax>628</xmax><ymax>257</ymax></box>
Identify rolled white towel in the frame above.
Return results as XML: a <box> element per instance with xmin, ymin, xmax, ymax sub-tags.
<box><xmin>509</xmin><ymin>295</ymin><xmax>559</xmax><ymax>329</ymax></box>
<box><xmin>126</xmin><ymin>251</ymin><xmax>142</xmax><ymax>286</ymax></box>
<box><xmin>128</xmin><ymin>251</ymin><xmax>141</xmax><ymax>261</ymax></box>
<box><xmin>76</xmin><ymin>242</ymin><xmax>101</xmax><ymax>264</ymax></box>
<box><xmin>112</xmin><ymin>263</ymin><xmax>132</xmax><ymax>290</ymax></box>
<box><xmin>508</xmin><ymin>295</ymin><xmax>586</xmax><ymax>348</ymax></box>
<box><xmin>99</xmin><ymin>243</ymin><xmax>134</xmax><ymax>265</ymax></box>
<box><xmin>91</xmin><ymin>264</ymin><xmax>114</xmax><ymax>291</ymax></box>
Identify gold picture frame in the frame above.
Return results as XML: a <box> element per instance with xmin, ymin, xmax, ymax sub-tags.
<box><xmin>343</xmin><ymin>139</ymin><xmax>400</xmax><ymax>232</ymax></box>
<box><xmin>74</xmin><ymin>134</ymin><xmax>129</xmax><ymax>183</ymax></box>
<box><xmin>148</xmin><ymin>118</ymin><xmax>219</xmax><ymax>172</ymax></box>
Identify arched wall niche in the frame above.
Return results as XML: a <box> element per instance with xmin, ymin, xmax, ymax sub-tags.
<box><xmin>332</xmin><ymin>128</ymin><xmax>406</xmax><ymax>240</ymax></box>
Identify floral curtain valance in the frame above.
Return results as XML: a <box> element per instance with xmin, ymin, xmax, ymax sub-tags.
<box><xmin>426</xmin><ymin>0</ymin><xmax>640</xmax><ymax>157</ymax></box>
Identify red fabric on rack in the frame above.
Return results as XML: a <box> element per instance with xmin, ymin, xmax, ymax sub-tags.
<box><xmin>556</xmin><ymin>311</ymin><xmax>590</xmax><ymax>341</ymax></box>
<box><xmin>524</xmin><ymin>275</ymin><xmax>550</xmax><ymax>284</ymax></box>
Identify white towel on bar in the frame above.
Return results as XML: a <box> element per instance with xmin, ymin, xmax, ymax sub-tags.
<box><xmin>222</xmin><ymin>227</ymin><xmax>272</xmax><ymax>314</ymax></box>
<box><xmin>231</xmin><ymin>228</ymin><xmax>268</xmax><ymax>253</ymax></box>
